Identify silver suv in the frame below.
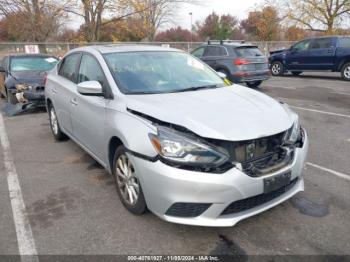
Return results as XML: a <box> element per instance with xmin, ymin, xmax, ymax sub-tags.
<box><xmin>45</xmin><ymin>45</ymin><xmax>309</xmax><ymax>227</ymax></box>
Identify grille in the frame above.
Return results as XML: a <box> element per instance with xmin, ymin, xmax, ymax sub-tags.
<box><xmin>242</xmin><ymin>147</ymin><xmax>294</xmax><ymax>177</ymax></box>
<box><xmin>165</xmin><ymin>203</ymin><xmax>211</xmax><ymax>218</ymax></box>
<box><xmin>221</xmin><ymin>178</ymin><xmax>298</xmax><ymax>215</ymax></box>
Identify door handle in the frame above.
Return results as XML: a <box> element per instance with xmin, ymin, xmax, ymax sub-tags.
<box><xmin>70</xmin><ymin>98</ymin><xmax>78</xmax><ymax>106</ymax></box>
<box><xmin>52</xmin><ymin>88</ymin><xmax>58</xmax><ymax>94</ymax></box>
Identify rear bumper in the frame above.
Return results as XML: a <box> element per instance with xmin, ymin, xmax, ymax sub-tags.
<box><xmin>233</xmin><ymin>70</ymin><xmax>270</xmax><ymax>83</ymax></box>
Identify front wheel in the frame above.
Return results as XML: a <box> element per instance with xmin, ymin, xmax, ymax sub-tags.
<box><xmin>48</xmin><ymin>104</ymin><xmax>67</xmax><ymax>141</ymax></box>
<box><xmin>246</xmin><ymin>81</ymin><xmax>262</xmax><ymax>88</ymax></box>
<box><xmin>270</xmin><ymin>61</ymin><xmax>284</xmax><ymax>76</ymax></box>
<box><xmin>341</xmin><ymin>63</ymin><xmax>350</xmax><ymax>81</ymax></box>
<box><xmin>112</xmin><ymin>146</ymin><xmax>147</xmax><ymax>215</ymax></box>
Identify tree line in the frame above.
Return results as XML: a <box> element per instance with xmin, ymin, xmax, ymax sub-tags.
<box><xmin>0</xmin><ymin>0</ymin><xmax>349</xmax><ymax>43</ymax></box>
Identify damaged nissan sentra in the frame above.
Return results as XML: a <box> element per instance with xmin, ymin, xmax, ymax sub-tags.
<box><xmin>0</xmin><ymin>54</ymin><xmax>58</xmax><ymax>115</ymax></box>
<box><xmin>45</xmin><ymin>45</ymin><xmax>309</xmax><ymax>227</ymax></box>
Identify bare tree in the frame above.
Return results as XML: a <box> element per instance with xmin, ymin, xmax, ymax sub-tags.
<box><xmin>285</xmin><ymin>0</ymin><xmax>350</xmax><ymax>33</ymax></box>
<box><xmin>127</xmin><ymin>0</ymin><xmax>202</xmax><ymax>41</ymax></box>
<box><xmin>0</xmin><ymin>0</ymin><xmax>70</xmax><ymax>41</ymax></box>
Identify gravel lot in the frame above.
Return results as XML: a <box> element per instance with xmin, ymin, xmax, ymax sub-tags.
<box><xmin>0</xmin><ymin>72</ymin><xmax>349</xmax><ymax>258</ymax></box>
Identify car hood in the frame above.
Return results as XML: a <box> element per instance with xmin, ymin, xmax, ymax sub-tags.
<box><xmin>125</xmin><ymin>85</ymin><xmax>294</xmax><ymax>141</ymax></box>
<box><xmin>10</xmin><ymin>71</ymin><xmax>46</xmax><ymax>85</ymax></box>
<box><xmin>270</xmin><ymin>49</ymin><xmax>288</xmax><ymax>56</ymax></box>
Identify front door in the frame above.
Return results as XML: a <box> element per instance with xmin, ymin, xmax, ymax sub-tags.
<box><xmin>286</xmin><ymin>39</ymin><xmax>311</xmax><ymax>70</ymax></box>
<box><xmin>71</xmin><ymin>53</ymin><xmax>108</xmax><ymax>161</ymax></box>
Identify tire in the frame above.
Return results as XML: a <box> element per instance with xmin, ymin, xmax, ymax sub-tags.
<box><xmin>112</xmin><ymin>145</ymin><xmax>147</xmax><ymax>215</ymax></box>
<box><xmin>341</xmin><ymin>62</ymin><xmax>350</xmax><ymax>81</ymax></box>
<box><xmin>48</xmin><ymin>104</ymin><xmax>67</xmax><ymax>141</ymax></box>
<box><xmin>6</xmin><ymin>89</ymin><xmax>17</xmax><ymax>104</ymax></box>
<box><xmin>270</xmin><ymin>61</ymin><xmax>284</xmax><ymax>76</ymax></box>
<box><xmin>246</xmin><ymin>81</ymin><xmax>262</xmax><ymax>88</ymax></box>
<box><xmin>292</xmin><ymin>71</ymin><xmax>303</xmax><ymax>76</ymax></box>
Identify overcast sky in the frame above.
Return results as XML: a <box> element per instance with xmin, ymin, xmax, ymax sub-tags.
<box><xmin>68</xmin><ymin>0</ymin><xmax>264</xmax><ymax>30</ymax></box>
<box><xmin>175</xmin><ymin>0</ymin><xmax>264</xmax><ymax>30</ymax></box>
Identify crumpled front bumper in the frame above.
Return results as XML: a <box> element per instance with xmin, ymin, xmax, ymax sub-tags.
<box><xmin>129</xmin><ymin>131</ymin><xmax>309</xmax><ymax>227</ymax></box>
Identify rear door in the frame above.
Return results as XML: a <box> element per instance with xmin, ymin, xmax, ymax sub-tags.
<box><xmin>307</xmin><ymin>37</ymin><xmax>336</xmax><ymax>70</ymax></box>
<box><xmin>51</xmin><ymin>52</ymin><xmax>81</xmax><ymax>136</ymax></box>
<box><xmin>286</xmin><ymin>39</ymin><xmax>311</xmax><ymax>70</ymax></box>
<box><xmin>72</xmin><ymin>53</ymin><xmax>108</xmax><ymax>160</ymax></box>
<box><xmin>201</xmin><ymin>46</ymin><xmax>228</xmax><ymax>69</ymax></box>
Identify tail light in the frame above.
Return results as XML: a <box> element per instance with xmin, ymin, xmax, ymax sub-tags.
<box><xmin>234</xmin><ymin>58</ymin><xmax>250</xmax><ymax>65</ymax></box>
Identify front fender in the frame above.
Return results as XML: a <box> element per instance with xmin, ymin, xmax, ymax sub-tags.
<box><xmin>104</xmin><ymin>108</ymin><xmax>158</xmax><ymax>161</ymax></box>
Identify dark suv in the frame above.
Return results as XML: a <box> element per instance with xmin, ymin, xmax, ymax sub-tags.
<box><xmin>269</xmin><ymin>36</ymin><xmax>350</xmax><ymax>81</ymax></box>
<box><xmin>191</xmin><ymin>41</ymin><xmax>270</xmax><ymax>88</ymax></box>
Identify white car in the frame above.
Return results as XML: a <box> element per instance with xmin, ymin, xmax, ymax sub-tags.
<box><xmin>45</xmin><ymin>45</ymin><xmax>309</xmax><ymax>227</ymax></box>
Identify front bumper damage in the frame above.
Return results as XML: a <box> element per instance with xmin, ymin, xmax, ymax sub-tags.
<box><xmin>130</xmin><ymin>130</ymin><xmax>309</xmax><ymax>227</ymax></box>
<box><xmin>3</xmin><ymin>84</ymin><xmax>45</xmax><ymax>116</ymax></box>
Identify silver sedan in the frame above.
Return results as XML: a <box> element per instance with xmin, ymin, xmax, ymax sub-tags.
<box><xmin>45</xmin><ymin>45</ymin><xmax>308</xmax><ymax>227</ymax></box>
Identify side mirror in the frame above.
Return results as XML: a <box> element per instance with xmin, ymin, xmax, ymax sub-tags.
<box><xmin>0</xmin><ymin>66</ymin><xmax>5</xmax><ymax>73</ymax></box>
<box><xmin>217</xmin><ymin>71</ymin><xmax>227</xmax><ymax>79</ymax></box>
<box><xmin>77</xmin><ymin>81</ymin><xmax>103</xmax><ymax>96</ymax></box>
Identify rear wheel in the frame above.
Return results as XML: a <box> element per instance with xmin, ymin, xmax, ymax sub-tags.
<box><xmin>48</xmin><ymin>104</ymin><xmax>67</xmax><ymax>141</ymax></box>
<box><xmin>112</xmin><ymin>146</ymin><xmax>147</xmax><ymax>215</ymax></box>
<box><xmin>246</xmin><ymin>81</ymin><xmax>262</xmax><ymax>88</ymax></box>
<box><xmin>291</xmin><ymin>71</ymin><xmax>303</xmax><ymax>76</ymax></box>
<box><xmin>341</xmin><ymin>62</ymin><xmax>350</xmax><ymax>81</ymax></box>
<box><xmin>270</xmin><ymin>61</ymin><xmax>284</xmax><ymax>76</ymax></box>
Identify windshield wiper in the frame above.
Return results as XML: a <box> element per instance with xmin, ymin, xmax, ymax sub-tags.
<box><xmin>170</xmin><ymin>84</ymin><xmax>222</xmax><ymax>93</ymax></box>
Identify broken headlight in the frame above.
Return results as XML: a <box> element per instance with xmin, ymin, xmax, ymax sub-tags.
<box><xmin>284</xmin><ymin>113</ymin><xmax>301</xmax><ymax>145</ymax></box>
<box><xmin>149</xmin><ymin>126</ymin><xmax>229</xmax><ymax>167</ymax></box>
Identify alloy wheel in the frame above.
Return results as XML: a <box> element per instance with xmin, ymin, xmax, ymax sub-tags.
<box><xmin>271</xmin><ymin>63</ymin><xmax>281</xmax><ymax>75</ymax></box>
<box><xmin>50</xmin><ymin>107</ymin><xmax>58</xmax><ymax>135</ymax></box>
<box><xmin>115</xmin><ymin>154</ymin><xmax>140</xmax><ymax>206</ymax></box>
<box><xmin>344</xmin><ymin>66</ymin><xmax>350</xmax><ymax>79</ymax></box>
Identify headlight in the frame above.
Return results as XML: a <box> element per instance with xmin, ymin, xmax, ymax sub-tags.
<box><xmin>149</xmin><ymin>126</ymin><xmax>229</xmax><ymax>167</ymax></box>
<box><xmin>284</xmin><ymin>113</ymin><xmax>301</xmax><ymax>145</ymax></box>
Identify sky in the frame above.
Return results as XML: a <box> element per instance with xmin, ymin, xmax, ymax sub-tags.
<box><xmin>174</xmin><ymin>0</ymin><xmax>264</xmax><ymax>30</ymax></box>
<box><xmin>68</xmin><ymin>0</ymin><xmax>264</xmax><ymax>31</ymax></box>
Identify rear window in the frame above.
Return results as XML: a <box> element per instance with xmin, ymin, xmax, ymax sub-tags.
<box><xmin>339</xmin><ymin>37</ymin><xmax>350</xmax><ymax>48</ymax></box>
<box><xmin>235</xmin><ymin>47</ymin><xmax>263</xmax><ymax>57</ymax></box>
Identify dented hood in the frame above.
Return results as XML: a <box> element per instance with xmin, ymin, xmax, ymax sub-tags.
<box><xmin>125</xmin><ymin>85</ymin><xmax>294</xmax><ymax>141</ymax></box>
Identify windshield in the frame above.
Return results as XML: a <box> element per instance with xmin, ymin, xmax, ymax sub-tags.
<box><xmin>10</xmin><ymin>56</ymin><xmax>58</xmax><ymax>72</ymax></box>
<box><xmin>104</xmin><ymin>51</ymin><xmax>225</xmax><ymax>94</ymax></box>
<box><xmin>235</xmin><ymin>47</ymin><xmax>263</xmax><ymax>57</ymax></box>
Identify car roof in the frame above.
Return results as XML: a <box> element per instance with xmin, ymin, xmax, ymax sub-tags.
<box><xmin>72</xmin><ymin>44</ymin><xmax>181</xmax><ymax>54</ymax></box>
<box><xmin>198</xmin><ymin>42</ymin><xmax>257</xmax><ymax>48</ymax></box>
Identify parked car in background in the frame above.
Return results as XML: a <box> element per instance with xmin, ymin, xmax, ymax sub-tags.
<box><xmin>269</xmin><ymin>36</ymin><xmax>350</xmax><ymax>81</ymax></box>
<box><xmin>0</xmin><ymin>54</ymin><xmax>59</xmax><ymax>106</ymax></box>
<box><xmin>191</xmin><ymin>40</ymin><xmax>270</xmax><ymax>88</ymax></box>
<box><xmin>45</xmin><ymin>45</ymin><xmax>308</xmax><ymax>227</ymax></box>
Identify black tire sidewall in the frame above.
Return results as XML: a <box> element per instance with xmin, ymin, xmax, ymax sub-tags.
<box><xmin>112</xmin><ymin>146</ymin><xmax>147</xmax><ymax>215</ymax></box>
<box><xmin>246</xmin><ymin>81</ymin><xmax>262</xmax><ymax>88</ymax></box>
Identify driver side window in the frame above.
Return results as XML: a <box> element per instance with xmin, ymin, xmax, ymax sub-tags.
<box><xmin>293</xmin><ymin>40</ymin><xmax>311</xmax><ymax>51</ymax></box>
<box><xmin>78</xmin><ymin>54</ymin><xmax>108</xmax><ymax>92</ymax></box>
